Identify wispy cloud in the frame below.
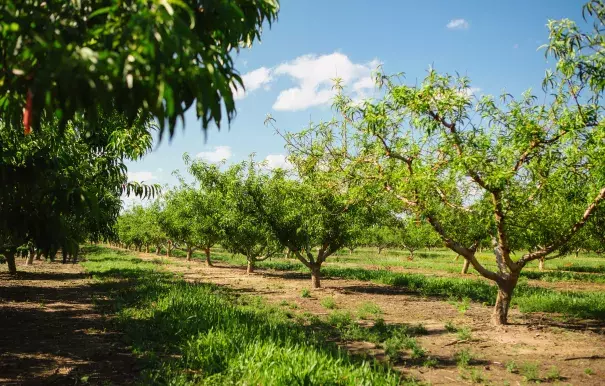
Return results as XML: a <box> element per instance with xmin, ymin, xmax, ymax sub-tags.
<box><xmin>446</xmin><ymin>19</ymin><xmax>469</xmax><ymax>30</ymax></box>
<box><xmin>196</xmin><ymin>146</ymin><xmax>232</xmax><ymax>163</ymax></box>
<box><xmin>233</xmin><ymin>67</ymin><xmax>273</xmax><ymax>100</ymax></box>
<box><xmin>272</xmin><ymin>53</ymin><xmax>380</xmax><ymax>111</ymax></box>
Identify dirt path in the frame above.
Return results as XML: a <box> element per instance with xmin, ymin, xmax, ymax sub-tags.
<box><xmin>0</xmin><ymin>259</ymin><xmax>137</xmax><ymax>385</ymax></box>
<box><xmin>137</xmin><ymin>250</ymin><xmax>605</xmax><ymax>385</ymax></box>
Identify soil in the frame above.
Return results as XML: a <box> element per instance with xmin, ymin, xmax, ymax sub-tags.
<box><xmin>1</xmin><ymin>249</ymin><xmax>603</xmax><ymax>385</ymax></box>
<box><xmin>0</xmin><ymin>258</ymin><xmax>138</xmax><ymax>385</ymax></box>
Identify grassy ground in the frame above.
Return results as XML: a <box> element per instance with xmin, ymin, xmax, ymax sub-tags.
<box><xmin>81</xmin><ymin>246</ymin><xmax>417</xmax><ymax>385</ymax></box>
<box><xmin>161</xmin><ymin>247</ymin><xmax>605</xmax><ymax>321</ymax></box>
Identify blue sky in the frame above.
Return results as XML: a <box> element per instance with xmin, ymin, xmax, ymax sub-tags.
<box><xmin>124</xmin><ymin>0</ymin><xmax>585</xmax><ymax>206</ymax></box>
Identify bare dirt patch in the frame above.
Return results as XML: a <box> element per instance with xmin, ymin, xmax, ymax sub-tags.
<box><xmin>137</xmin><ymin>250</ymin><xmax>605</xmax><ymax>385</ymax></box>
<box><xmin>0</xmin><ymin>258</ymin><xmax>138</xmax><ymax>385</ymax></box>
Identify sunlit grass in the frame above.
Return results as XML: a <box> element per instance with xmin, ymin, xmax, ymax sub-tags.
<box><xmin>81</xmin><ymin>246</ymin><xmax>406</xmax><ymax>385</ymax></box>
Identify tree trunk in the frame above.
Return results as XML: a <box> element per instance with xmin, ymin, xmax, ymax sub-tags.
<box><xmin>461</xmin><ymin>259</ymin><xmax>470</xmax><ymax>274</ymax></box>
<box><xmin>145</xmin><ymin>244</ymin><xmax>149</xmax><ymax>253</ymax></box>
<box><xmin>62</xmin><ymin>249</ymin><xmax>68</xmax><ymax>264</ymax></box>
<box><xmin>492</xmin><ymin>275</ymin><xmax>519</xmax><ymax>325</ymax></box>
<box><xmin>349</xmin><ymin>248</ymin><xmax>353</xmax><ymax>255</ymax></box>
<box><xmin>72</xmin><ymin>246</ymin><xmax>79</xmax><ymax>264</ymax></box>
<box><xmin>378</xmin><ymin>247</ymin><xmax>383</xmax><ymax>254</ymax></box>
<box><xmin>539</xmin><ymin>257</ymin><xmax>545</xmax><ymax>271</ymax></box>
<box><xmin>205</xmin><ymin>247</ymin><xmax>213</xmax><ymax>267</ymax></box>
<box><xmin>166</xmin><ymin>242</ymin><xmax>172</xmax><ymax>257</ymax></box>
<box><xmin>247</xmin><ymin>259</ymin><xmax>255</xmax><ymax>274</ymax></box>
<box><xmin>311</xmin><ymin>264</ymin><xmax>321</xmax><ymax>288</ymax></box>
<box><xmin>26</xmin><ymin>248</ymin><xmax>35</xmax><ymax>265</ymax></box>
<box><xmin>35</xmin><ymin>249</ymin><xmax>42</xmax><ymax>260</ymax></box>
<box><xmin>5</xmin><ymin>251</ymin><xmax>17</xmax><ymax>275</ymax></box>
<box><xmin>575</xmin><ymin>249</ymin><xmax>580</xmax><ymax>258</ymax></box>
<box><xmin>186</xmin><ymin>247</ymin><xmax>193</xmax><ymax>261</ymax></box>
<box><xmin>156</xmin><ymin>245</ymin><xmax>162</xmax><ymax>255</ymax></box>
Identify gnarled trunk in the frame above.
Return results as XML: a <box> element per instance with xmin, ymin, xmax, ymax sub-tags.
<box><xmin>538</xmin><ymin>257</ymin><xmax>545</xmax><ymax>271</ymax></box>
<box><xmin>378</xmin><ymin>247</ymin><xmax>383</xmax><ymax>254</ymax></box>
<box><xmin>62</xmin><ymin>249</ymin><xmax>68</xmax><ymax>264</ymax></box>
<box><xmin>205</xmin><ymin>247</ymin><xmax>212</xmax><ymax>267</ymax></box>
<box><xmin>311</xmin><ymin>264</ymin><xmax>322</xmax><ymax>288</ymax></box>
<box><xmin>186</xmin><ymin>247</ymin><xmax>193</xmax><ymax>261</ymax></box>
<box><xmin>145</xmin><ymin>244</ymin><xmax>150</xmax><ymax>253</ymax></box>
<box><xmin>26</xmin><ymin>248</ymin><xmax>35</xmax><ymax>265</ymax></box>
<box><xmin>492</xmin><ymin>274</ymin><xmax>519</xmax><ymax>325</ymax></box>
<box><xmin>5</xmin><ymin>251</ymin><xmax>17</xmax><ymax>275</ymax></box>
<box><xmin>156</xmin><ymin>245</ymin><xmax>162</xmax><ymax>255</ymax></box>
<box><xmin>35</xmin><ymin>250</ymin><xmax>42</xmax><ymax>260</ymax></box>
<box><xmin>461</xmin><ymin>259</ymin><xmax>470</xmax><ymax>274</ymax></box>
<box><xmin>166</xmin><ymin>241</ymin><xmax>172</xmax><ymax>257</ymax></box>
<box><xmin>72</xmin><ymin>246</ymin><xmax>79</xmax><ymax>264</ymax></box>
<box><xmin>246</xmin><ymin>259</ymin><xmax>255</xmax><ymax>274</ymax></box>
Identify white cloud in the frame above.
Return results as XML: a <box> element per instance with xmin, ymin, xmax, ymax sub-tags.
<box><xmin>157</xmin><ymin>168</ymin><xmax>164</xmax><ymax>172</ymax></box>
<box><xmin>263</xmin><ymin>154</ymin><xmax>293</xmax><ymax>170</ymax></box>
<box><xmin>446</xmin><ymin>19</ymin><xmax>469</xmax><ymax>30</ymax></box>
<box><xmin>271</xmin><ymin>53</ymin><xmax>380</xmax><ymax>111</ymax></box>
<box><xmin>127</xmin><ymin>171</ymin><xmax>157</xmax><ymax>182</ymax></box>
<box><xmin>233</xmin><ymin>67</ymin><xmax>273</xmax><ymax>100</ymax></box>
<box><xmin>196</xmin><ymin>146</ymin><xmax>232</xmax><ymax>163</ymax></box>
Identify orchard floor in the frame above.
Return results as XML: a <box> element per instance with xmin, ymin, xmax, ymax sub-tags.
<box><xmin>0</xmin><ymin>259</ymin><xmax>138</xmax><ymax>385</ymax></box>
<box><xmin>1</xmin><ymin>250</ymin><xmax>603</xmax><ymax>385</ymax></box>
<box><xmin>134</xmin><ymin>250</ymin><xmax>605</xmax><ymax>386</ymax></box>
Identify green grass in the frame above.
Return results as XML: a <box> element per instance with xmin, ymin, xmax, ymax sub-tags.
<box><xmin>520</xmin><ymin>362</ymin><xmax>540</xmax><ymax>382</ymax></box>
<box><xmin>81</xmin><ymin>246</ymin><xmax>403</xmax><ymax>385</ymax></box>
<box><xmin>357</xmin><ymin>302</ymin><xmax>383</xmax><ymax>319</ymax></box>
<box><xmin>454</xmin><ymin>348</ymin><xmax>473</xmax><ymax>368</ymax></box>
<box><xmin>320</xmin><ymin>296</ymin><xmax>337</xmax><ymax>309</ymax></box>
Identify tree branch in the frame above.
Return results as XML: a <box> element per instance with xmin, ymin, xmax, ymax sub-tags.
<box><xmin>519</xmin><ymin>186</ymin><xmax>605</xmax><ymax>265</ymax></box>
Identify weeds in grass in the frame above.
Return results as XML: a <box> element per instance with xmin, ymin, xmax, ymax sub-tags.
<box><xmin>328</xmin><ymin>311</ymin><xmax>353</xmax><ymax>329</ymax></box>
<box><xmin>454</xmin><ymin>348</ymin><xmax>473</xmax><ymax>368</ymax></box>
<box><xmin>357</xmin><ymin>301</ymin><xmax>383</xmax><ymax>319</ymax></box>
<box><xmin>383</xmin><ymin>336</ymin><xmax>403</xmax><ymax>362</ymax></box>
<box><xmin>546</xmin><ymin>365</ymin><xmax>561</xmax><ymax>381</ymax></box>
<box><xmin>469</xmin><ymin>368</ymin><xmax>485</xmax><ymax>384</ymax></box>
<box><xmin>409</xmin><ymin>342</ymin><xmax>426</xmax><ymax>359</ymax></box>
<box><xmin>301</xmin><ymin>288</ymin><xmax>311</xmax><ymax>298</ymax></box>
<box><xmin>321</xmin><ymin>296</ymin><xmax>337</xmax><ymax>309</ymax></box>
<box><xmin>444</xmin><ymin>320</ymin><xmax>457</xmax><ymax>333</ymax></box>
<box><xmin>506</xmin><ymin>360</ymin><xmax>518</xmax><ymax>373</ymax></box>
<box><xmin>456</xmin><ymin>326</ymin><xmax>472</xmax><ymax>341</ymax></box>
<box><xmin>423</xmin><ymin>356</ymin><xmax>438</xmax><ymax>368</ymax></box>
<box><xmin>521</xmin><ymin>362</ymin><xmax>540</xmax><ymax>382</ymax></box>
<box><xmin>456</xmin><ymin>297</ymin><xmax>470</xmax><ymax>314</ymax></box>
